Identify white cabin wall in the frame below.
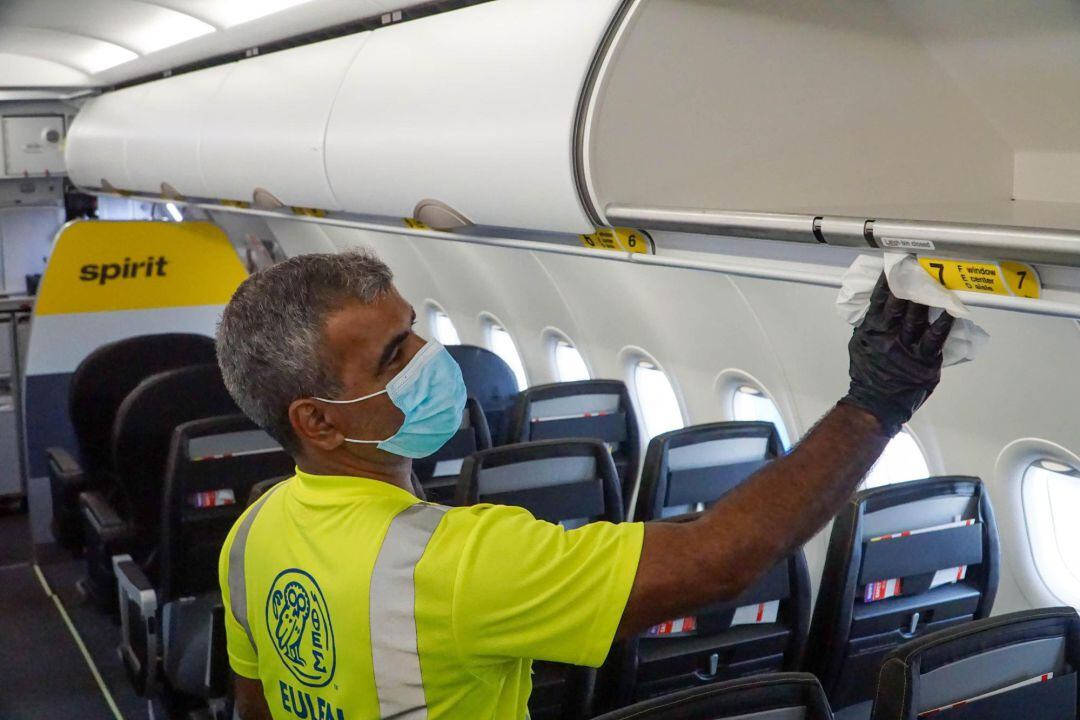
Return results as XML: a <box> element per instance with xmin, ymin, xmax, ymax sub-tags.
<box><xmin>260</xmin><ymin>219</ymin><xmax>1080</xmax><ymax>616</ymax></box>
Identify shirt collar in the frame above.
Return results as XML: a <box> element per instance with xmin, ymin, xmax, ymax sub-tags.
<box><xmin>290</xmin><ymin>466</ymin><xmax>418</xmax><ymax>504</ymax></box>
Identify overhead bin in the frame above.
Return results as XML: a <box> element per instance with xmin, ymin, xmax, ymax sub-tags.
<box><xmin>67</xmin><ymin>0</ymin><xmax>626</xmax><ymax>234</ymax></box>
<box><xmin>123</xmin><ymin>65</ymin><xmax>235</xmax><ymax>199</ymax></box>
<box><xmin>200</xmin><ymin>34</ymin><xmax>369</xmax><ymax>211</ymax></box>
<box><xmin>65</xmin><ymin>0</ymin><xmax>1080</xmax><ymax>264</ymax></box>
<box><xmin>324</xmin><ymin>0</ymin><xmax>623</xmax><ymax>233</ymax></box>
<box><xmin>584</xmin><ymin>0</ymin><xmax>1080</xmax><ymax>255</ymax></box>
<box><xmin>64</xmin><ymin>83</ymin><xmax>149</xmax><ymax>193</ymax></box>
<box><xmin>67</xmin><ymin>66</ymin><xmax>234</xmax><ymax>198</ymax></box>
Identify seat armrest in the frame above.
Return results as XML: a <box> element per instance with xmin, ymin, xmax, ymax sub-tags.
<box><xmin>80</xmin><ymin>490</ymin><xmax>124</xmax><ymax>531</ymax></box>
<box><xmin>113</xmin><ymin>554</ymin><xmax>159</xmax><ymax>696</ymax></box>
<box><xmin>47</xmin><ymin>446</ymin><xmax>84</xmax><ymax>484</ymax></box>
<box><xmin>48</xmin><ymin>447</ymin><xmax>88</xmax><ymax>549</ymax></box>
<box><xmin>80</xmin><ymin>492</ymin><xmax>135</xmax><ymax>612</ymax></box>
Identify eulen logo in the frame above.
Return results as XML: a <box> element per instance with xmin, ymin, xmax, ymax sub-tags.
<box><xmin>266</xmin><ymin>569</ymin><xmax>337</xmax><ymax>687</ymax></box>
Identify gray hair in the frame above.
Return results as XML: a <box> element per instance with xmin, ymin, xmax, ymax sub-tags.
<box><xmin>216</xmin><ymin>249</ymin><xmax>393</xmax><ymax>454</ymax></box>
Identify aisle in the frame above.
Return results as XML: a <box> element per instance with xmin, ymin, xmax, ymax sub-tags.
<box><xmin>0</xmin><ymin>561</ymin><xmax>121</xmax><ymax>719</ymax></box>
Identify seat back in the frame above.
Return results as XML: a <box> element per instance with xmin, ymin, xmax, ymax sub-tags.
<box><xmin>612</xmin><ymin>422</ymin><xmax>809</xmax><ymax>706</ymax></box>
<box><xmin>412</xmin><ymin>397</ymin><xmax>491</xmax><ymax>505</ymax></box>
<box><xmin>68</xmin><ymin>333</ymin><xmax>217</xmax><ymax>476</ymax></box>
<box><xmin>111</xmin><ymin>364</ymin><xmax>240</xmax><ymax>551</ymax></box>
<box><xmin>508</xmin><ymin>380</ymin><xmax>640</xmax><ymax>514</ymax></box>
<box><xmin>593</xmin><ymin>673</ymin><xmax>835</xmax><ymax>720</ymax></box>
<box><xmin>458</xmin><ymin>439</ymin><xmax>624</xmax><ymax>526</ymax></box>
<box><xmin>872</xmin><ymin>608</ymin><xmax>1080</xmax><ymax>720</ymax></box>
<box><xmin>160</xmin><ymin>414</ymin><xmax>294</xmax><ymax>602</ymax></box>
<box><xmin>445</xmin><ymin>345</ymin><xmax>519</xmax><ymax>445</ymax></box>
<box><xmin>637</xmin><ymin>421</ymin><xmax>783</xmax><ymax>519</ymax></box>
<box><xmin>806</xmin><ymin>476</ymin><xmax>1000</xmax><ymax>718</ymax></box>
<box><xmin>458</xmin><ymin>440</ymin><xmax>624</xmax><ymax>720</ymax></box>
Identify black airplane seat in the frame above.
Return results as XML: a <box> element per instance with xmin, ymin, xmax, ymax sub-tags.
<box><xmin>457</xmin><ymin>439</ymin><xmax>625</xmax><ymax>720</ymax></box>
<box><xmin>79</xmin><ymin>363</ymin><xmax>240</xmax><ymax>608</ymax></box>
<box><xmin>603</xmin><ymin>422</ymin><xmax>810</xmax><ymax>708</ymax></box>
<box><xmin>412</xmin><ymin>397</ymin><xmax>492</xmax><ymax>504</ymax></box>
<box><xmin>871</xmin><ymin>607</ymin><xmax>1079</xmax><ymax>720</ymax></box>
<box><xmin>806</xmin><ymin>476</ymin><xmax>1000</xmax><ymax>720</ymax></box>
<box><xmin>592</xmin><ymin>672</ymin><xmax>835</xmax><ymax>720</ymax></box>
<box><xmin>113</xmin><ymin>414</ymin><xmax>292</xmax><ymax>715</ymax></box>
<box><xmin>47</xmin><ymin>333</ymin><xmax>217</xmax><ymax>550</ymax></box>
<box><xmin>445</xmin><ymin>344</ymin><xmax>519</xmax><ymax>445</ymax></box>
<box><xmin>507</xmin><ymin>379</ymin><xmax>641</xmax><ymax>515</ymax></box>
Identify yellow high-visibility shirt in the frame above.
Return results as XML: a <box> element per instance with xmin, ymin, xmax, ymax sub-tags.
<box><xmin>218</xmin><ymin>469</ymin><xmax>644</xmax><ymax>720</ymax></box>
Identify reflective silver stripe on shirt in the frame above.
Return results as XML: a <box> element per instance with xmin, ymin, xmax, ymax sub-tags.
<box><xmin>228</xmin><ymin>480</ymin><xmax>287</xmax><ymax>652</ymax></box>
<box><xmin>370</xmin><ymin>502</ymin><xmax>448</xmax><ymax>720</ymax></box>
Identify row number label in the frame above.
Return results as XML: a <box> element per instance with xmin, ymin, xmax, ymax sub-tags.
<box><xmin>918</xmin><ymin>258</ymin><xmax>1041</xmax><ymax>299</ymax></box>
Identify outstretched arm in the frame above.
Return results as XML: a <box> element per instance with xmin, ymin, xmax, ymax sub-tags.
<box><xmin>618</xmin><ymin>276</ymin><xmax>953</xmax><ymax>637</ymax></box>
<box><xmin>234</xmin><ymin>674</ymin><xmax>272</xmax><ymax>720</ymax></box>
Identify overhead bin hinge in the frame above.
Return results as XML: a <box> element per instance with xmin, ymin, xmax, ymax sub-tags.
<box><xmin>381</xmin><ymin>10</ymin><xmax>404</xmax><ymax>24</ymax></box>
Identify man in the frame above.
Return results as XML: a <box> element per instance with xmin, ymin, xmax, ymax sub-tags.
<box><xmin>217</xmin><ymin>250</ymin><xmax>952</xmax><ymax>720</ymax></box>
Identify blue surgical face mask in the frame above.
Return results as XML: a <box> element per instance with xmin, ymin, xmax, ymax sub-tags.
<box><xmin>314</xmin><ymin>340</ymin><xmax>467</xmax><ymax>459</ymax></box>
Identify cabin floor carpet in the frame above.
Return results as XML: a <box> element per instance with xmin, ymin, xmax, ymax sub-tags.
<box><xmin>0</xmin><ymin>563</ymin><xmax>118</xmax><ymax>719</ymax></box>
<box><xmin>39</xmin><ymin>557</ymin><xmax>147</xmax><ymax>720</ymax></box>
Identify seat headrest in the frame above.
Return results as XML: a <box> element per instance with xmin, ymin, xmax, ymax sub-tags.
<box><xmin>856</xmin><ymin>475</ymin><xmax>985</xmax><ymax>542</ymax></box>
<box><xmin>519</xmin><ymin>378</ymin><xmax>630</xmax><ymax>404</ymax></box>
<box><xmin>445</xmin><ymin>344</ymin><xmax>518</xmax><ymax>407</ymax></box>
<box><xmin>873</xmin><ymin>608</ymin><xmax>1080</xmax><ymax>720</ymax></box>
<box><xmin>458</xmin><ymin>439</ymin><xmax>623</xmax><ymax>523</ymax></box>
<box><xmin>639</xmin><ymin>421</ymin><xmax>782</xmax><ymax>520</ymax></box>
<box><xmin>67</xmin><ymin>332</ymin><xmax>216</xmax><ymax>471</ymax></box>
<box><xmin>593</xmin><ymin>672</ymin><xmax>834</xmax><ymax>719</ymax></box>
<box><xmin>111</xmin><ymin>363</ymin><xmax>238</xmax><ymax>532</ymax></box>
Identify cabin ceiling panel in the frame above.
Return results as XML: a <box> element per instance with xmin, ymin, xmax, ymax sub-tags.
<box><xmin>0</xmin><ymin>0</ymin><xmax>408</xmax><ymax>88</ymax></box>
<box><xmin>0</xmin><ymin>0</ymin><xmax>215</xmax><ymax>56</ymax></box>
<box><xmin>0</xmin><ymin>26</ymin><xmax>139</xmax><ymax>75</ymax></box>
<box><xmin>0</xmin><ymin>53</ymin><xmax>92</xmax><ymax>87</ymax></box>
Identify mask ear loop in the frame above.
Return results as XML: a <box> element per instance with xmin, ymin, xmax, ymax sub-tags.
<box><xmin>312</xmin><ymin>388</ymin><xmax>388</xmax><ymax>404</ymax></box>
<box><xmin>311</xmin><ymin>390</ymin><xmax>393</xmax><ymax>443</ymax></box>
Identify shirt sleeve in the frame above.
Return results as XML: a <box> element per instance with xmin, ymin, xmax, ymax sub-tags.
<box><xmin>447</xmin><ymin>504</ymin><xmax>644</xmax><ymax>668</ymax></box>
<box><xmin>218</xmin><ymin>524</ymin><xmax>260</xmax><ymax>679</ymax></box>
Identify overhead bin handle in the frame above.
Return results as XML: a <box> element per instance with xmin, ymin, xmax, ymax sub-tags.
<box><xmin>413</xmin><ymin>199</ymin><xmax>474</xmax><ymax>232</ymax></box>
<box><xmin>252</xmin><ymin>188</ymin><xmax>285</xmax><ymax>210</ymax></box>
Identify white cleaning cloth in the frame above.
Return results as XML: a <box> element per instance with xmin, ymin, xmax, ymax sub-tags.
<box><xmin>836</xmin><ymin>253</ymin><xmax>989</xmax><ymax>366</ymax></box>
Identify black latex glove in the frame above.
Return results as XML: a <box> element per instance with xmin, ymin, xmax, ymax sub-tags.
<box><xmin>840</xmin><ymin>273</ymin><xmax>954</xmax><ymax>437</ymax></box>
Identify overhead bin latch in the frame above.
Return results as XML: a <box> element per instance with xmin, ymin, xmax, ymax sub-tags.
<box><xmin>814</xmin><ymin>217</ymin><xmax>875</xmax><ymax>248</ymax></box>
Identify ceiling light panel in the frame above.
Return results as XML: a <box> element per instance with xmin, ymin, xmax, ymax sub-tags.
<box><xmin>0</xmin><ymin>0</ymin><xmax>213</xmax><ymax>56</ymax></box>
<box><xmin>152</xmin><ymin>0</ymin><xmax>319</xmax><ymax>28</ymax></box>
<box><xmin>0</xmin><ymin>27</ymin><xmax>137</xmax><ymax>74</ymax></box>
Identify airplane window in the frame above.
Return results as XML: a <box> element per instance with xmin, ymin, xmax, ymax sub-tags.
<box><xmin>164</xmin><ymin>202</ymin><xmax>183</xmax><ymax>222</ymax></box>
<box><xmin>553</xmin><ymin>339</ymin><xmax>590</xmax><ymax>382</ymax></box>
<box><xmin>731</xmin><ymin>384</ymin><xmax>791</xmax><ymax>449</ymax></box>
<box><xmin>486</xmin><ymin>322</ymin><xmax>527</xmax><ymax>390</ymax></box>
<box><xmin>861</xmin><ymin>429</ymin><xmax>931</xmax><ymax>489</ymax></box>
<box><xmin>633</xmin><ymin>361</ymin><xmax>684</xmax><ymax>440</ymax></box>
<box><xmin>428</xmin><ymin>307</ymin><xmax>461</xmax><ymax>345</ymax></box>
<box><xmin>1024</xmin><ymin>459</ymin><xmax>1080</xmax><ymax>604</ymax></box>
